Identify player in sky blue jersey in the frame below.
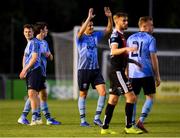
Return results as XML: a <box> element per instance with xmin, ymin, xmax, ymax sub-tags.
<box><xmin>76</xmin><ymin>7</ymin><xmax>113</xmax><ymax>127</ymax></box>
<box><xmin>127</xmin><ymin>16</ymin><xmax>161</xmax><ymax>132</ymax></box>
<box><xmin>18</xmin><ymin>22</ymin><xmax>60</xmax><ymax>125</ymax></box>
<box><xmin>19</xmin><ymin>24</ymin><xmax>42</xmax><ymax>125</ymax></box>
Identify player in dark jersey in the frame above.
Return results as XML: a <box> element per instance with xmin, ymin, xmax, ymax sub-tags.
<box><xmin>127</xmin><ymin>16</ymin><xmax>161</xmax><ymax>132</ymax></box>
<box><xmin>101</xmin><ymin>12</ymin><xmax>143</xmax><ymax>134</ymax></box>
<box><xmin>76</xmin><ymin>7</ymin><xmax>113</xmax><ymax>127</ymax></box>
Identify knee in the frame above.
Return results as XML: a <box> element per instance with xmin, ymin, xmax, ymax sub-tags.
<box><xmin>108</xmin><ymin>98</ymin><xmax>118</xmax><ymax>105</ymax></box>
<box><xmin>79</xmin><ymin>91</ymin><xmax>87</xmax><ymax>98</ymax></box>
<box><xmin>40</xmin><ymin>94</ymin><xmax>47</xmax><ymax>101</ymax></box>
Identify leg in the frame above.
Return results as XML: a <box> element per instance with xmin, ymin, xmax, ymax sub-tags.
<box><xmin>101</xmin><ymin>94</ymin><xmax>118</xmax><ymax>134</ymax></box>
<box><xmin>94</xmin><ymin>84</ymin><xmax>106</xmax><ymax>127</ymax></box>
<box><xmin>124</xmin><ymin>91</ymin><xmax>143</xmax><ymax>134</ymax></box>
<box><xmin>78</xmin><ymin>90</ymin><xmax>89</xmax><ymax>126</ymax></box>
<box><xmin>39</xmin><ymin>89</ymin><xmax>61</xmax><ymax>125</ymax></box>
<box><xmin>18</xmin><ymin>98</ymin><xmax>31</xmax><ymax>125</ymax></box>
<box><xmin>136</xmin><ymin>94</ymin><xmax>154</xmax><ymax>133</ymax></box>
<box><xmin>28</xmin><ymin>89</ymin><xmax>39</xmax><ymax>125</ymax></box>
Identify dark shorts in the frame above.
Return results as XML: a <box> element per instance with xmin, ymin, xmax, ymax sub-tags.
<box><xmin>109</xmin><ymin>70</ymin><xmax>133</xmax><ymax>96</ymax></box>
<box><xmin>129</xmin><ymin>76</ymin><xmax>156</xmax><ymax>95</ymax></box>
<box><xmin>78</xmin><ymin>69</ymin><xmax>105</xmax><ymax>91</ymax></box>
<box><xmin>39</xmin><ymin>76</ymin><xmax>46</xmax><ymax>90</ymax></box>
<box><xmin>26</xmin><ymin>67</ymin><xmax>43</xmax><ymax>92</ymax></box>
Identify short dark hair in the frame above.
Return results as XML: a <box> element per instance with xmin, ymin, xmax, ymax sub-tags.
<box><xmin>33</xmin><ymin>22</ymin><xmax>48</xmax><ymax>36</ymax></box>
<box><xmin>23</xmin><ymin>24</ymin><xmax>33</xmax><ymax>29</ymax></box>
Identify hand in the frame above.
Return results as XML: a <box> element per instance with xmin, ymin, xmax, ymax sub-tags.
<box><xmin>104</xmin><ymin>7</ymin><xmax>112</xmax><ymax>17</ymax></box>
<box><xmin>19</xmin><ymin>68</ymin><xmax>27</xmax><ymax>79</ymax></box>
<box><xmin>88</xmin><ymin>8</ymin><xmax>95</xmax><ymax>20</ymax></box>
<box><xmin>155</xmin><ymin>77</ymin><xmax>161</xmax><ymax>87</ymax></box>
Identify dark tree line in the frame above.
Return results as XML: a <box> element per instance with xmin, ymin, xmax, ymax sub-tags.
<box><xmin>0</xmin><ymin>0</ymin><xmax>180</xmax><ymax>75</ymax></box>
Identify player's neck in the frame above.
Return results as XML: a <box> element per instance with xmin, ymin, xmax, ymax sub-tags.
<box><xmin>36</xmin><ymin>34</ymin><xmax>44</xmax><ymax>40</ymax></box>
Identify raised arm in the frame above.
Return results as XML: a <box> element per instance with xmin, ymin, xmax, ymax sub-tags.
<box><xmin>77</xmin><ymin>8</ymin><xmax>95</xmax><ymax>38</ymax></box>
<box><xmin>104</xmin><ymin>7</ymin><xmax>113</xmax><ymax>36</ymax></box>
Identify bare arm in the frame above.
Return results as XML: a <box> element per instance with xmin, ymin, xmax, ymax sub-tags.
<box><xmin>111</xmin><ymin>43</ymin><xmax>137</xmax><ymax>56</ymax></box>
<box><xmin>104</xmin><ymin>7</ymin><xmax>113</xmax><ymax>36</ymax></box>
<box><xmin>150</xmin><ymin>53</ymin><xmax>161</xmax><ymax>87</ymax></box>
<box><xmin>45</xmin><ymin>52</ymin><xmax>53</xmax><ymax>61</ymax></box>
<box><xmin>19</xmin><ymin>53</ymin><xmax>38</xmax><ymax>79</ymax></box>
<box><xmin>22</xmin><ymin>54</ymin><xmax>25</xmax><ymax>68</ymax></box>
<box><xmin>77</xmin><ymin>8</ymin><xmax>95</xmax><ymax>38</ymax></box>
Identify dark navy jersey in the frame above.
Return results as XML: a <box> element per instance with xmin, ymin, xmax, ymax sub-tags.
<box><xmin>109</xmin><ymin>29</ymin><xmax>128</xmax><ymax>70</ymax></box>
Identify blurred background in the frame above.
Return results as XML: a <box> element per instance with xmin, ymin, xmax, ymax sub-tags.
<box><xmin>0</xmin><ymin>0</ymin><xmax>180</xmax><ymax>100</ymax></box>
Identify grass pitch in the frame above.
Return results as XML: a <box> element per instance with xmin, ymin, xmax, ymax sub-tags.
<box><xmin>0</xmin><ymin>98</ymin><xmax>180</xmax><ymax>137</ymax></box>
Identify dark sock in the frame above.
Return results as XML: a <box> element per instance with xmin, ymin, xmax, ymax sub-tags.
<box><xmin>125</xmin><ymin>103</ymin><xmax>134</xmax><ymax>128</ymax></box>
<box><xmin>102</xmin><ymin>103</ymin><xmax>115</xmax><ymax>129</ymax></box>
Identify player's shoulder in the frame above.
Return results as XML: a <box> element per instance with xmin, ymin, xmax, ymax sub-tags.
<box><xmin>110</xmin><ymin>30</ymin><xmax>119</xmax><ymax>38</ymax></box>
<box><xmin>42</xmin><ymin>39</ymin><xmax>48</xmax><ymax>45</ymax></box>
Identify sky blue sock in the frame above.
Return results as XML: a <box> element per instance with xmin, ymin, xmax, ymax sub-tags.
<box><xmin>132</xmin><ymin>103</ymin><xmax>136</xmax><ymax>125</ymax></box>
<box><xmin>94</xmin><ymin>95</ymin><xmax>105</xmax><ymax>120</ymax></box>
<box><xmin>78</xmin><ymin>97</ymin><xmax>86</xmax><ymax>123</ymax></box>
<box><xmin>21</xmin><ymin>98</ymin><xmax>31</xmax><ymax>119</ymax></box>
<box><xmin>139</xmin><ymin>98</ymin><xmax>153</xmax><ymax>123</ymax></box>
<box><xmin>41</xmin><ymin>101</ymin><xmax>50</xmax><ymax>119</ymax></box>
<box><xmin>32</xmin><ymin>109</ymin><xmax>38</xmax><ymax>121</ymax></box>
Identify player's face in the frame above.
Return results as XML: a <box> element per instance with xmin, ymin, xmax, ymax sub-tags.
<box><xmin>147</xmin><ymin>20</ymin><xmax>154</xmax><ymax>34</ymax></box>
<box><xmin>141</xmin><ymin>20</ymin><xmax>154</xmax><ymax>34</ymax></box>
<box><xmin>118</xmin><ymin>16</ymin><xmax>128</xmax><ymax>30</ymax></box>
<box><xmin>23</xmin><ymin>28</ymin><xmax>34</xmax><ymax>40</ymax></box>
<box><xmin>86</xmin><ymin>21</ymin><xmax>94</xmax><ymax>34</ymax></box>
<box><xmin>40</xmin><ymin>26</ymin><xmax>48</xmax><ymax>38</ymax></box>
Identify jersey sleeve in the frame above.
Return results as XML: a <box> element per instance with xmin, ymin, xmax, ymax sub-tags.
<box><xmin>149</xmin><ymin>37</ymin><xmax>157</xmax><ymax>53</ymax></box>
<box><xmin>31</xmin><ymin>40</ymin><xmax>39</xmax><ymax>53</ymax></box>
<box><xmin>109</xmin><ymin>32</ymin><xmax>119</xmax><ymax>46</ymax></box>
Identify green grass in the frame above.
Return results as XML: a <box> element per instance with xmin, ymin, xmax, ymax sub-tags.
<box><xmin>0</xmin><ymin>98</ymin><xmax>180</xmax><ymax>137</ymax></box>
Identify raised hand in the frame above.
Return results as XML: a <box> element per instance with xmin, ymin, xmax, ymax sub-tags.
<box><xmin>104</xmin><ymin>7</ymin><xmax>112</xmax><ymax>17</ymax></box>
<box><xmin>88</xmin><ymin>8</ymin><xmax>95</xmax><ymax>20</ymax></box>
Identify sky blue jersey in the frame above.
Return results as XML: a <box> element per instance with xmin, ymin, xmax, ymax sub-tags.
<box><xmin>38</xmin><ymin>39</ymin><xmax>51</xmax><ymax>77</ymax></box>
<box><xmin>76</xmin><ymin>31</ymin><xmax>104</xmax><ymax>70</ymax></box>
<box><xmin>24</xmin><ymin>38</ymin><xmax>41</xmax><ymax>72</ymax></box>
<box><xmin>127</xmin><ymin>32</ymin><xmax>157</xmax><ymax>78</ymax></box>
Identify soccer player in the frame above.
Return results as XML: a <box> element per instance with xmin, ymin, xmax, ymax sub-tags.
<box><xmin>127</xmin><ymin>16</ymin><xmax>161</xmax><ymax>132</ymax></box>
<box><xmin>100</xmin><ymin>12</ymin><xmax>143</xmax><ymax>134</ymax></box>
<box><xmin>76</xmin><ymin>7</ymin><xmax>113</xmax><ymax>127</ymax></box>
<box><xmin>19</xmin><ymin>24</ymin><xmax>42</xmax><ymax>125</ymax></box>
<box><xmin>18</xmin><ymin>22</ymin><xmax>61</xmax><ymax>125</ymax></box>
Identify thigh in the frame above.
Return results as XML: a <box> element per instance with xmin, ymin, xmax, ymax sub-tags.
<box><xmin>92</xmin><ymin>69</ymin><xmax>105</xmax><ymax>89</ymax></box>
<box><xmin>130</xmin><ymin>78</ymin><xmax>142</xmax><ymax>95</ymax></box>
<box><xmin>109</xmin><ymin>70</ymin><xmax>133</xmax><ymax>96</ymax></box>
<box><xmin>26</xmin><ymin>67</ymin><xmax>42</xmax><ymax>92</ymax></box>
<box><xmin>142</xmin><ymin>76</ymin><xmax>156</xmax><ymax>95</ymax></box>
<box><xmin>78</xmin><ymin>70</ymin><xmax>91</xmax><ymax>91</ymax></box>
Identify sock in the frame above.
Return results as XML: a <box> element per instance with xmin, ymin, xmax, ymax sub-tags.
<box><xmin>125</xmin><ymin>103</ymin><xmax>134</xmax><ymax>128</ymax></box>
<box><xmin>139</xmin><ymin>98</ymin><xmax>153</xmax><ymax>123</ymax></box>
<box><xmin>132</xmin><ymin>103</ymin><xmax>137</xmax><ymax>125</ymax></box>
<box><xmin>32</xmin><ymin>109</ymin><xmax>38</xmax><ymax>121</ymax></box>
<box><xmin>37</xmin><ymin>106</ymin><xmax>41</xmax><ymax>119</ymax></box>
<box><xmin>41</xmin><ymin>101</ymin><xmax>51</xmax><ymax>120</ymax></box>
<box><xmin>102</xmin><ymin>103</ymin><xmax>115</xmax><ymax>129</ymax></box>
<box><xmin>78</xmin><ymin>97</ymin><xmax>86</xmax><ymax>123</ymax></box>
<box><xmin>21</xmin><ymin>98</ymin><xmax>31</xmax><ymax>119</ymax></box>
<box><xmin>94</xmin><ymin>95</ymin><xmax>106</xmax><ymax>120</ymax></box>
